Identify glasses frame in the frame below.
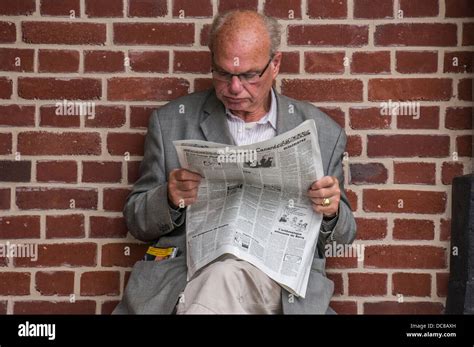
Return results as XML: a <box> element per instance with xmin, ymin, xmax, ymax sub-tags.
<box><xmin>211</xmin><ymin>56</ymin><xmax>274</xmax><ymax>85</ymax></box>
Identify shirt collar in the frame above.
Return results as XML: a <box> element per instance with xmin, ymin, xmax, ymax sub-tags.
<box><xmin>225</xmin><ymin>89</ymin><xmax>277</xmax><ymax>130</ymax></box>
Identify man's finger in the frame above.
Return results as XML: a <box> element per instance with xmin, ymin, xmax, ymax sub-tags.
<box><xmin>311</xmin><ymin>176</ymin><xmax>337</xmax><ymax>190</ymax></box>
<box><xmin>175</xmin><ymin>169</ymin><xmax>202</xmax><ymax>182</ymax></box>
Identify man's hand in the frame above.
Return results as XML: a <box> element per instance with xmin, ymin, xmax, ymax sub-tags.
<box><xmin>307</xmin><ymin>176</ymin><xmax>341</xmax><ymax>218</ymax></box>
<box><xmin>167</xmin><ymin>169</ymin><xmax>202</xmax><ymax>208</ymax></box>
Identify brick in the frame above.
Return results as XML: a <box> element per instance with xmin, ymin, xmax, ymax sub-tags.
<box><xmin>130</xmin><ymin>106</ymin><xmax>155</xmax><ymax>129</ymax></box>
<box><xmin>325</xmin><ymin>255</ymin><xmax>358</xmax><ymax>269</ymax></box>
<box><xmin>85</xmin><ymin>0</ymin><xmax>123</xmax><ymax>17</ymax></box>
<box><xmin>440</xmin><ymin>219</ymin><xmax>451</xmax><ymax>241</ymax></box>
<box><xmin>0</xmin><ymin>161</ymin><xmax>30</xmax><ymax>182</ymax></box>
<box><xmin>129</xmin><ymin>0</ymin><xmax>166</xmax><ymax>17</ymax></box>
<box><xmin>22</xmin><ymin>22</ymin><xmax>106</xmax><ymax>45</ymax></box>
<box><xmin>319</xmin><ymin>107</ymin><xmax>344</xmax><ymax>128</ymax></box>
<box><xmin>354</xmin><ymin>0</ymin><xmax>393</xmax><ymax>18</ymax></box>
<box><xmin>354</xmin><ymin>218</ymin><xmax>387</xmax><ymax>240</ymax></box>
<box><xmin>173</xmin><ymin>0</ymin><xmax>212</xmax><ymax>17</ymax></box>
<box><xmin>16</xmin><ymin>187</ymin><xmax>98</xmax><ymax>210</ymax></box>
<box><xmin>0</xmin><ymin>272</ymin><xmax>30</xmax><ymax>295</ymax></box>
<box><xmin>288</xmin><ymin>25</ymin><xmax>368</xmax><ymax>46</ymax></box>
<box><xmin>0</xmin><ymin>188</ymin><xmax>10</xmax><ymax>209</ymax></box>
<box><xmin>397</xmin><ymin>106</ymin><xmax>439</xmax><ymax>129</ymax></box>
<box><xmin>351</xmin><ymin>51</ymin><xmax>390</xmax><ymax>74</ymax></box>
<box><xmin>0</xmin><ymin>0</ymin><xmax>35</xmax><ymax>15</ymax></box>
<box><xmin>0</xmin><ymin>133</ymin><xmax>11</xmax><ymax>155</ymax></box>
<box><xmin>375</xmin><ymin>24</ymin><xmax>457</xmax><ymax>46</ymax></box>
<box><xmin>101</xmin><ymin>243</ymin><xmax>148</xmax><ymax>267</ymax></box>
<box><xmin>330</xmin><ymin>301</ymin><xmax>357</xmax><ymax>314</ymax></box>
<box><xmin>114</xmin><ymin>23</ymin><xmax>194</xmax><ymax>45</ymax></box>
<box><xmin>200</xmin><ymin>24</ymin><xmax>211</xmax><ymax>46</ymax></box>
<box><xmin>393</xmin><ymin>273</ymin><xmax>431</xmax><ymax>296</ymax></box>
<box><xmin>458</xmin><ymin>79</ymin><xmax>472</xmax><ymax>101</ymax></box>
<box><xmin>102</xmin><ymin>301</ymin><xmax>120</xmax><ymax>314</ymax></box>
<box><xmin>369</xmin><ymin>78</ymin><xmax>452</xmax><ymax>101</ymax></box>
<box><xmin>40</xmin><ymin>105</ymin><xmax>80</xmax><ymax>128</ymax></box>
<box><xmin>194</xmin><ymin>78</ymin><xmax>213</xmax><ymax>92</ymax></box>
<box><xmin>82</xmin><ymin>161</ymin><xmax>122</xmax><ymax>183</ymax></box>
<box><xmin>14</xmin><ymin>301</ymin><xmax>96</xmax><ymax>314</ymax></box>
<box><xmin>445</xmin><ymin>0</ymin><xmax>474</xmax><ymax>17</ymax></box>
<box><xmin>394</xmin><ymin>162</ymin><xmax>436</xmax><ymax>185</ymax></box>
<box><xmin>41</xmin><ymin>0</ymin><xmax>80</xmax><ymax>16</ymax></box>
<box><xmin>399</xmin><ymin>0</ymin><xmax>438</xmax><ymax>17</ymax></box>
<box><xmin>436</xmin><ymin>273</ymin><xmax>449</xmax><ymax>297</ymax></box>
<box><xmin>218</xmin><ymin>0</ymin><xmax>258</xmax><ymax>11</ymax></box>
<box><xmin>304</xmin><ymin>52</ymin><xmax>345</xmax><ymax>74</ymax></box>
<box><xmin>280</xmin><ymin>51</ymin><xmax>299</xmax><ymax>74</ymax></box>
<box><xmin>364</xmin><ymin>301</ymin><xmax>443</xmax><ymax>314</ymax></box>
<box><xmin>281</xmin><ymin>79</ymin><xmax>363</xmax><ymax>102</ymax></box>
<box><xmin>307</xmin><ymin>0</ymin><xmax>347</xmax><ymax>18</ymax></box>
<box><xmin>346</xmin><ymin>135</ymin><xmax>362</xmax><ymax>157</ymax></box>
<box><xmin>326</xmin><ymin>272</ymin><xmax>343</xmax><ymax>295</ymax></box>
<box><xmin>46</xmin><ymin>214</ymin><xmax>85</xmax><ymax>238</ymax></box>
<box><xmin>107</xmin><ymin>77</ymin><xmax>189</xmax><ymax>101</ymax></box>
<box><xmin>0</xmin><ymin>216</ymin><xmax>40</xmax><ymax>239</ymax></box>
<box><xmin>462</xmin><ymin>23</ymin><xmax>474</xmax><ymax>45</ymax></box>
<box><xmin>174</xmin><ymin>51</ymin><xmax>211</xmax><ymax>73</ymax></box>
<box><xmin>107</xmin><ymin>132</ymin><xmax>145</xmax><ymax>156</ymax></box>
<box><xmin>349</xmin><ymin>163</ymin><xmax>388</xmax><ymax>184</ymax></box>
<box><xmin>103</xmin><ymin>188</ymin><xmax>131</xmax><ymax>212</ymax></box>
<box><xmin>348</xmin><ymin>273</ymin><xmax>387</xmax><ymax>296</ymax></box>
<box><xmin>129</xmin><ymin>51</ymin><xmax>168</xmax><ymax>73</ymax></box>
<box><xmin>456</xmin><ymin>135</ymin><xmax>472</xmax><ymax>157</ymax></box>
<box><xmin>37</xmin><ymin>161</ymin><xmax>77</xmax><ymax>183</ymax></box>
<box><xmin>444</xmin><ymin>51</ymin><xmax>474</xmax><ymax>73</ymax></box>
<box><xmin>0</xmin><ymin>48</ymin><xmax>34</xmax><ymax>72</ymax></box>
<box><xmin>367</xmin><ymin>135</ymin><xmax>449</xmax><ymax>157</ymax></box>
<box><xmin>393</xmin><ymin>219</ymin><xmax>435</xmax><ymax>240</ymax></box>
<box><xmin>0</xmin><ymin>77</ymin><xmax>12</xmax><ymax>99</ymax></box>
<box><xmin>81</xmin><ymin>271</ymin><xmax>120</xmax><ymax>296</ymax></box>
<box><xmin>364</xmin><ymin>245</ymin><xmax>446</xmax><ymax>268</ymax></box>
<box><xmin>18</xmin><ymin>132</ymin><xmax>101</xmax><ymax>155</ymax></box>
<box><xmin>396</xmin><ymin>51</ymin><xmax>438</xmax><ymax>73</ymax></box>
<box><xmin>38</xmin><ymin>49</ymin><xmax>80</xmax><ymax>73</ymax></box>
<box><xmin>0</xmin><ymin>22</ymin><xmax>16</xmax><ymax>43</ymax></box>
<box><xmin>0</xmin><ymin>105</ymin><xmax>35</xmax><ymax>126</ymax></box>
<box><xmin>84</xmin><ymin>50</ymin><xmax>125</xmax><ymax>72</ymax></box>
<box><xmin>90</xmin><ymin>216</ymin><xmax>128</xmax><ymax>238</ymax></box>
<box><xmin>35</xmin><ymin>271</ymin><xmax>74</xmax><ymax>296</ymax></box>
<box><xmin>0</xmin><ymin>301</ymin><xmax>6</xmax><ymax>314</ymax></box>
<box><xmin>127</xmin><ymin>161</ymin><xmax>141</xmax><ymax>183</ymax></box>
<box><xmin>84</xmin><ymin>106</ymin><xmax>126</xmax><ymax>128</ymax></box>
<box><xmin>18</xmin><ymin>77</ymin><xmax>101</xmax><ymax>100</ymax></box>
<box><xmin>442</xmin><ymin>162</ymin><xmax>464</xmax><ymax>185</ymax></box>
<box><xmin>264</xmin><ymin>0</ymin><xmax>302</xmax><ymax>19</ymax></box>
<box><xmin>14</xmin><ymin>243</ymin><xmax>97</xmax><ymax>267</ymax></box>
<box><xmin>446</xmin><ymin>107</ymin><xmax>472</xmax><ymax>130</ymax></box>
<box><xmin>349</xmin><ymin>107</ymin><xmax>391</xmax><ymax>129</ymax></box>
<box><xmin>345</xmin><ymin>189</ymin><xmax>358</xmax><ymax>211</ymax></box>
<box><xmin>363</xmin><ymin>189</ymin><xmax>446</xmax><ymax>214</ymax></box>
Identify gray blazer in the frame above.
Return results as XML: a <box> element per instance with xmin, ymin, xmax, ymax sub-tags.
<box><xmin>113</xmin><ymin>88</ymin><xmax>357</xmax><ymax>315</ymax></box>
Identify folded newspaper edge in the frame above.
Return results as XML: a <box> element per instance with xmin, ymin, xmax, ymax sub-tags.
<box><xmin>173</xmin><ymin>119</ymin><xmax>324</xmax><ymax>298</ymax></box>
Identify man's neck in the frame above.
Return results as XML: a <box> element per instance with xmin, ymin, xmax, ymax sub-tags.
<box><xmin>229</xmin><ymin>91</ymin><xmax>272</xmax><ymax>123</ymax></box>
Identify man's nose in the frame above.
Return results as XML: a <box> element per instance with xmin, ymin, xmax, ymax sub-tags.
<box><xmin>228</xmin><ymin>75</ymin><xmax>243</xmax><ymax>94</ymax></box>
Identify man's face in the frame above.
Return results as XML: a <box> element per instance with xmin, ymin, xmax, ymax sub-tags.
<box><xmin>211</xmin><ymin>32</ymin><xmax>281</xmax><ymax>116</ymax></box>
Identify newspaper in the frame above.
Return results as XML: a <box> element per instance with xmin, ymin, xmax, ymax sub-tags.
<box><xmin>173</xmin><ymin>120</ymin><xmax>324</xmax><ymax>298</ymax></box>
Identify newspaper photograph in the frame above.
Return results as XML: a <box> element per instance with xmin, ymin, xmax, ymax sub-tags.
<box><xmin>173</xmin><ymin>119</ymin><xmax>324</xmax><ymax>298</ymax></box>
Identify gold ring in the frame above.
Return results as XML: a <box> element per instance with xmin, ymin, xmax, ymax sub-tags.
<box><xmin>322</xmin><ymin>198</ymin><xmax>331</xmax><ymax>207</ymax></box>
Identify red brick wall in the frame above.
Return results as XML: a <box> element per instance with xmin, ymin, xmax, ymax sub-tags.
<box><xmin>0</xmin><ymin>0</ymin><xmax>472</xmax><ymax>315</ymax></box>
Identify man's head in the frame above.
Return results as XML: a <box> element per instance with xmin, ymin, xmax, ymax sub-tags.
<box><xmin>208</xmin><ymin>10</ymin><xmax>282</xmax><ymax>119</ymax></box>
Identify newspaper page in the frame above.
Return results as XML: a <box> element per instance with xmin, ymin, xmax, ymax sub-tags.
<box><xmin>173</xmin><ymin>119</ymin><xmax>324</xmax><ymax>298</ymax></box>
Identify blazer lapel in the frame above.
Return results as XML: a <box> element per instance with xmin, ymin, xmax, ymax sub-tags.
<box><xmin>200</xmin><ymin>91</ymin><xmax>235</xmax><ymax>145</ymax></box>
<box><xmin>275</xmin><ymin>89</ymin><xmax>303</xmax><ymax>136</ymax></box>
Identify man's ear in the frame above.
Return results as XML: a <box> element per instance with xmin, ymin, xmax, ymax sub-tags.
<box><xmin>271</xmin><ymin>52</ymin><xmax>282</xmax><ymax>79</ymax></box>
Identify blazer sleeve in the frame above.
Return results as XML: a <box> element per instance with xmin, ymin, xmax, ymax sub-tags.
<box><xmin>318</xmin><ymin>127</ymin><xmax>357</xmax><ymax>245</ymax></box>
<box><xmin>123</xmin><ymin>110</ymin><xmax>180</xmax><ymax>242</ymax></box>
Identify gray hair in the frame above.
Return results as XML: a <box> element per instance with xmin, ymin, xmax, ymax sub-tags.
<box><xmin>208</xmin><ymin>10</ymin><xmax>282</xmax><ymax>57</ymax></box>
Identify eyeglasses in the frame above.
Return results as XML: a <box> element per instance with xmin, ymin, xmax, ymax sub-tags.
<box><xmin>211</xmin><ymin>58</ymin><xmax>273</xmax><ymax>85</ymax></box>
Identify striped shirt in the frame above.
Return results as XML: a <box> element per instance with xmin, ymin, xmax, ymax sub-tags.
<box><xmin>225</xmin><ymin>90</ymin><xmax>277</xmax><ymax>146</ymax></box>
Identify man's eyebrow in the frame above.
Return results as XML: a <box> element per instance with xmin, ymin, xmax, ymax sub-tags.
<box><xmin>212</xmin><ymin>61</ymin><xmax>257</xmax><ymax>74</ymax></box>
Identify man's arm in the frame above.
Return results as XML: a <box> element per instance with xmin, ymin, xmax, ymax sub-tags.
<box><xmin>123</xmin><ymin>110</ymin><xmax>179</xmax><ymax>242</ymax></box>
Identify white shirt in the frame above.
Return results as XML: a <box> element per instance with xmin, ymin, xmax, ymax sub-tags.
<box><xmin>225</xmin><ymin>90</ymin><xmax>277</xmax><ymax>146</ymax></box>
